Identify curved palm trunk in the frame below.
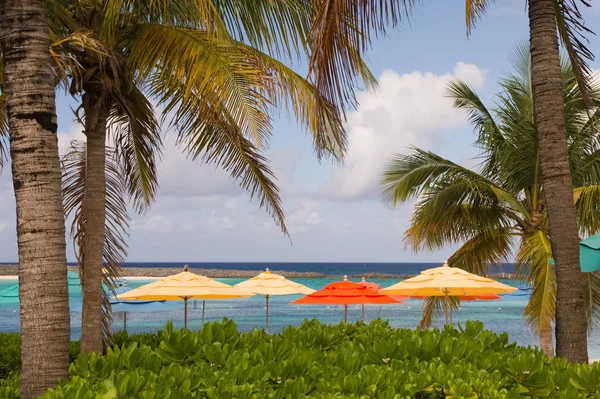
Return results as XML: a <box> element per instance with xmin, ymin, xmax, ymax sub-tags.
<box><xmin>79</xmin><ymin>93</ymin><xmax>109</xmax><ymax>354</ymax></box>
<box><xmin>0</xmin><ymin>0</ymin><xmax>70</xmax><ymax>397</ymax></box>
<box><xmin>539</xmin><ymin>324</ymin><xmax>554</xmax><ymax>358</ymax></box>
<box><xmin>528</xmin><ymin>0</ymin><xmax>588</xmax><ymax>362</ymax></box>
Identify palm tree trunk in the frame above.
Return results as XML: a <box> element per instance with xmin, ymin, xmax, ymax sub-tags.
<box><xmin>528</xmin><ymin>0</ymin><xmax>588</xmax><ymax>362</ymax></box>
<box><xmin>79</xmin><ymin>93</ymin><xmax>109</xmax><ymax>354</ymax></box>
<box><xmin>0</xmin><ymin>0</ymin><xmax>70</xmax><ymax>397</ymax></box>
<box><xmin>539</xmin><ymin>324</ymin><xmax>554</xmax><ymax>358</ymax></box>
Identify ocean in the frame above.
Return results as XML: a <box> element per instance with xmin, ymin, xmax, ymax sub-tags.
<box><xmin>0</xmin><ymin>263</ymin><xmax>598</xmax><ymax>358</ymax></box>
<box><xmin>0</xmin><ymin>262</ymin><xmax>517</xmax><ymax>276</ymax></box>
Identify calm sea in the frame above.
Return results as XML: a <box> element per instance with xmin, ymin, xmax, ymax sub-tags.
<box><xmin>118</xmin><ymin>262</ymin><xmax>517</xmax><ymax>276</ymax></box>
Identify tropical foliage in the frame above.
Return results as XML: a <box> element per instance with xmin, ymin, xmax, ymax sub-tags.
<box><xmin>2</xmin><ymin>319</ymin><xmax>600</xmax><ymax>398</ymax></box>
<box><xmin>380</xmin><ymin>46</ymin><xmax>600</xmax><ymax>354</ymax></box>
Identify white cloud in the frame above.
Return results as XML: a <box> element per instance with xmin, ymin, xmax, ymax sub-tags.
<box><xmin>131</xmin><ymin>215</ymin><xmax>175</xmax><ymax>233</ymax></box>
<box><xmin>287</xmin><ymin>200</ymin><xmax>322</xmax><ymax>233</ymax></box>
<box><xmin>319</xmin><ymin>62</ymin><xmax>486</xmax><ymax>201</ymax></box>
<box><xmin>0</xmin><ymin>220</ymin><xmax>8</xmax><ymax>232</ymax></box>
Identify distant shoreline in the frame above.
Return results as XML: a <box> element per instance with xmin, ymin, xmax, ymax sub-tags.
<box><xmin>0</xmin><ymin>264</ymin><xmax>518</xmax><ymax>280</ymax></box>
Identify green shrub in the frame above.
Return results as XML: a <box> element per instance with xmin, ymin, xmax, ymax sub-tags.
<box><xmin>0</xmin><ymin>373</ymin><xmax>19</xmax><ymax>399</ymax></box>
<box><xmin>0</xmin><ymin>333</ymin><xmax>21</xmax><ymax>380</ymax></box>
<box><xmin>36</xmin><ymin>319</ymin><xmax>600</xmax><ymax>399</ymax></box>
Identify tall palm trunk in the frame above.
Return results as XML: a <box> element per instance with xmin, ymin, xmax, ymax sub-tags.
<box><xmin>0</xmin><ymin>0</ymin><xmax>70</xmax><ymax>397</ymax></box>
<box><xmin>539</xmin><ymin>324</ymin><xmax>554</xmax><ymax>358</ymax></box>
<box><xmin>528</xmin><ymin>0</ymin><xmax>588</xmax><ymax>362</ymax></box>
<box><xmin>79</xmin><ymin>92</ymin><xmax>109</xmax><ymax>354</ymax></box>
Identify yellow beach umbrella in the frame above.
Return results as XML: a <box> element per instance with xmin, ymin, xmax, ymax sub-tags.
<box><xmin>117</xmin><ymin>271</ymin><xmax>254</xmax><ymax>328</ymax></box>
<box><xmin>380</xmin><ymin>261</ymin><xmax>517</xmax><ymax>324</ymax></box>
<box><xmin>234</xmin><ymin>268</ymin><xmax>315</xmax><ymax>333</ymax></box>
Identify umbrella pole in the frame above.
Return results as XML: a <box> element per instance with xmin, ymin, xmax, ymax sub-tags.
<box><xmin>124</xmin><ymin>312</ymin><xmax>127</xmax><ymax>333</ymax></box>
<box><xmin>361</xmin><ymin>304</ymin><xmax>365</xmax><ymax>321</ymax></box>
<box><xmin>265</xmin><ymin>295</ymin><xmax>269</xmax><ymax>334</ymax></box>
<box><xmin>184</xmin><ymin>298</ymin><xmax>188</xmax><ymax>329</ymax></box>
<box><xmin>444</xmin><ymin>295</ymin><xmax>448</xmax><ymax>325</ymax></box>
<box><xmin>344</xmin><ymin>305</ymin><xmax>348</xmax><ymax>323</ymax></box>
<box><xmin>202</xmin><ymin>300</ymin><xmax>205</xmax><ymax>326</ymax></box>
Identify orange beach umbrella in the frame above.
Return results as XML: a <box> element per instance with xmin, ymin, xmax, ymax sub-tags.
<box><xmin>291</xmin><ymin>276</ymin><xmax>400</xmax><ymax>322</ymax></box>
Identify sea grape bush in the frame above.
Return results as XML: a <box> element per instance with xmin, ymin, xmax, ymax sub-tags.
<box><xmin>1</xmin><ymin>319</ymin><xmax>600</xmax><ymax>398</ymax></box>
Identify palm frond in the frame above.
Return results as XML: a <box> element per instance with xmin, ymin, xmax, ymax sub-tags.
<box><xmin>583</xmin><ymin>271</ymin><xmax>600</xmax><ymax>331</ymax></box>
<box><xmin>162</xmin><ymin>85</ymin><xmax>287</xmax><ymax>235</ymax></box>
<box><xmin>518</xmin><ymin>230</ymin><xmax>555</xmax><ymax>335</ymax></box>
<box><xmin>417</xmin><ymin>296</ymin><xmax>460</xmax><ymax>329</ymax></box>
<box><xmin>573</xmin><ymin>186</ymin><xmax>600</xmax><ymax>235</ymax></box>
<box><xmin>62</xmin><ymin>140</ymin><xmax>130</xmax><ymax>345</ymax></box>
<box><xmin>447</xmin><ymin>228</ymin><xmax>514</xmax><ymax>275</ymax></box>
<box><xmin>553</xmin><ymin>0</ymin><xmax>595</xmax><ymax>106</ymax></box>
<box><xmin>448</xmin><ymin>79</ymin><xmax>502</xmax><ymax>151</ymax></box>
<box><xmin>380</xmin><ymin>148</ymin><xmax>521</xmax><ymax>210</ymax></box>
<box><xmin>212</xmin><ymin>0</ymin><xmax>311</xmax><ymax>60</ymax></box>
<box><xmin>465</xmin><ymin>0</ymin><xmax>492</xmax><ymax>35</ymax></box>
<box><xmin>307</xmin><ymin>0</ymin><xmax>409</xmax><ymax>111</ymax></box>
<box><xmin>237</xmin><ymin>42</ymin><xmax>346</xmax><ymax>160</ymax></box>
<box><xmin>109</xmin><ymin>85</ymin><xmax>162</xmax><ymax>214</ymax></box>
<box><xmin>130</xmin><ymin>24</ymin><xmax>273</xmax><ymax>147</ymax></box>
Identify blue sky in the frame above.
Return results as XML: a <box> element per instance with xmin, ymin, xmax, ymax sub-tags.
<box><xmin>1</xmin><ymin>1</ymin><xmax>599</xmax><ymax>263</ymax></box>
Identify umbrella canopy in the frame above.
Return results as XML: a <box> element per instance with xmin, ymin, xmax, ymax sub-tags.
<box><xmin>381</xmin><ymin>261</ymin><xmax>516</xmax><ymax>324</ymax></box>
<box><xmin>579</xmin><ymin>233</ymin><xmax>600</xmax><ymax>272</ymax></box>
<box><xmin>116</xmin><ymin>271</ymin><xmax>253</xmax><ymax>328</ymax></box>
<box><xmin>291</xmin><ymin>276</ymin><xmax>399</xmax><ymax>322</ymax></box>
<box><xmin>357</xmin><ymin>277</ymin><xmax>407</xmax><ymax>321</ymax></box>
<box><xmin>234</xmin><ymin>268</ymin><xmax>314</xmax><ymax>333</ymax></box>
<box><xmin>380</xmin><ymin>262</ymin><xmax>517</xmax><ymax>297</ymax></box>
<box><xmin>235</xmin><ymin>268</ymin><xmax>315</xmax><ymax>296</ymax></box>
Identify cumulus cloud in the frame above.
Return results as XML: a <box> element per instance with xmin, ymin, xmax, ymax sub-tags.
<box><xmin>319</xmin><ymin>62</ymin><xmax>485</xmax><ymax>201</ymax></box>
<box><xmin>287</xmin><ymin>200</ymin><xmax>322</xmax><ymax>233</ymax></box>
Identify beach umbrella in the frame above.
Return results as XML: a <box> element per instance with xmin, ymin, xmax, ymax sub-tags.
<box><xmin>234</xmin><ymin>268</ymin><xmax>314</xmax><ymax>333</ymax></box>
<box><xmin>357</xmin><ymin>277</ymin><xmax>408</xmax><ymax>321</ymax></box>
<box><xmin>291</xmin><ymin>276</ymin><xmax>400</xmax><ymax>322</ymax></box>
<box><xmin>381</xmin><ymin>261</ymin><xmax>517</xmax><ymax>325</ymax></box>
<box><xmin>116</xmin><ymin>271</ymin><xmax>253</xmax><ymax>328</ymax></box>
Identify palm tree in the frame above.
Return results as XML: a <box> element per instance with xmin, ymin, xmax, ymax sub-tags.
<box><xmin>380</xmin><ymin>46</ymin><xmax>600</xmax><ymax>358</ymax></box>
<box><xmin>0</xmin><ymin>0</ymin><xmax>71</xmax><ymax>397</ymax></box>
<box><xmin>458</xmin><ymin>0</ymin><xmax>595</xmax><ymax>363</ymax></box>
<box><xmin>51</xmin><ymin>0</ymin><xmax>414</xmax><ymax>353</ymax></box>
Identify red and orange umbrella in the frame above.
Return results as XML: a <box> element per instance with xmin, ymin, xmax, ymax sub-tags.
<box><xmin>358</xmin><ymin>277</ymin><xmax>408</xmax><ymax>321</ymax></box>
<box><xmin>291</xmin><ymin>276</ymin><xmax>400</xmax><ymax>322</ymax></box>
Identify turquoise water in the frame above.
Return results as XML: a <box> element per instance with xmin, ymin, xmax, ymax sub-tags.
<box><xmin>1</xmin><ymin>278</ymin><xmax>599</xmax><ymax>358</ymax></box>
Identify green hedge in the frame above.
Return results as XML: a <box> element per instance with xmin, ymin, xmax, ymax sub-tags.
<box><xmin>2</xmin><ymin>320</ymin><xmax>600</xmax><ymax>398</ymax></box>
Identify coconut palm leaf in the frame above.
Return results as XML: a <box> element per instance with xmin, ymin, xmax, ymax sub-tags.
<box><xmin>418</xmin><ymin>296</ymin><xmax>461</xmax><ymax>329</ymax></box>
<box><xmin>237</xmin><ymin>43</ymin><xmax>346</xmax><ymax>160</ymax></box>
<box><xmin>447</xmin><ymin>79</ymin><xmax>502</xmax><ymax>153</ymax></box>
<box><xmin>518</xmin><ymin>230</ymin><xmax>555</xmax><ymax>334</ymax></box>
<box><xmin>447</xmin><ymin>228</ymin><xmax>515</xmax><ymax>276</ymax></box>
<box><xmin>307</xmin><ymin>0</ymin><xmax>408</xmax><ymax>111</ymax></box>
<box><xmin>163</xmin><ymin>86</ymin><xmax>287</xmax><ymax>234</ymax></box>
<box><xmin>583</xmin><ymin>271</ymin><xmax>600</xmax><ymax>329</ymax></box>
<box><xmin>129</xmin><ymin>24</ymin><xmax>273</xmax><ymax>147</ymax></box>
<box><xmin>553</xmin><ymin>0</ymin><xmax>595</xmax><ymax>106</ymax></box>
<box><xmin>109</xmin><ymin>85</ymin><xmax>162</xmax><ymax>214</ymax></box>
<box><xmin>62</xmin><ymin>141</ymin><xmax>130</xmax><ymax>345</ymax></box>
